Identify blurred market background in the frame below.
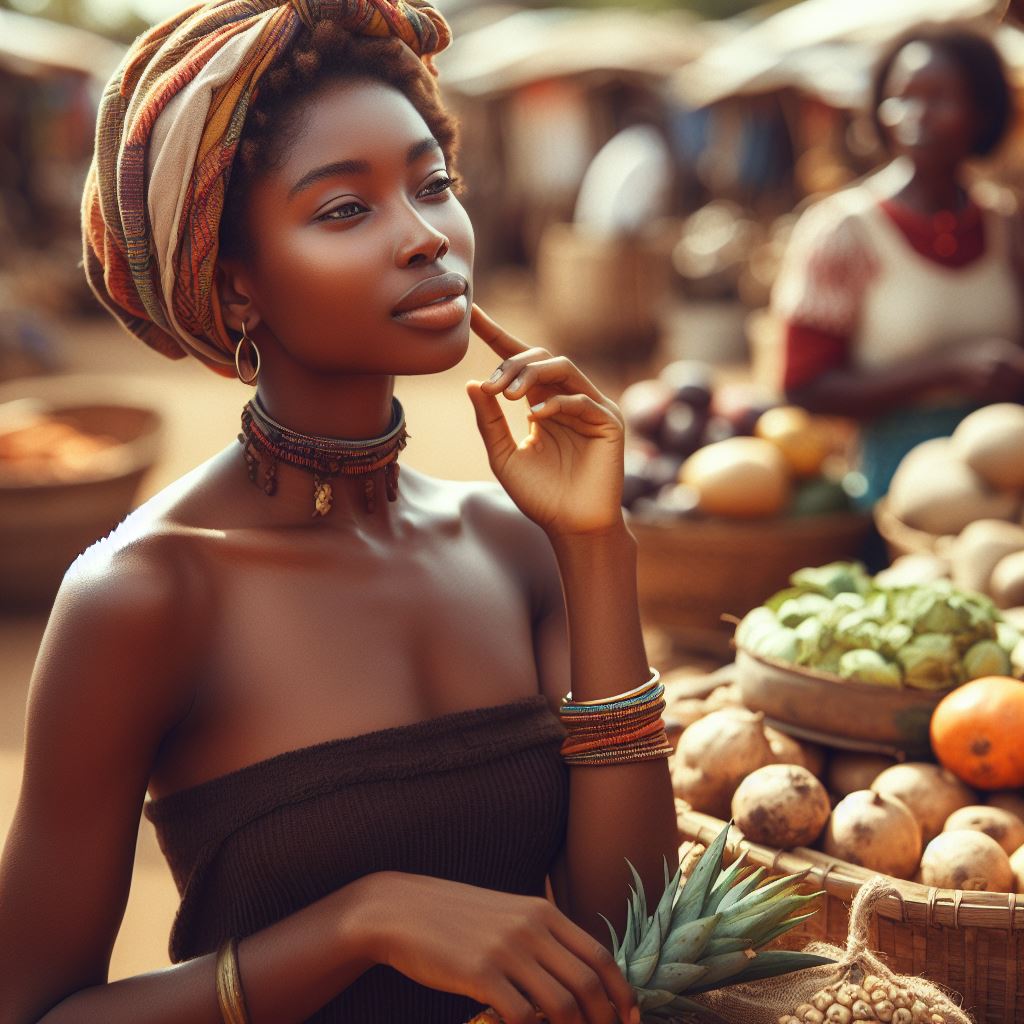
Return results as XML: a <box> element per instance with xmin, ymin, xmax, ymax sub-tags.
<box><xmin>2</xmin><ymin>0</ymin><xmax>1024</xmax><ymax>986</ymax></box>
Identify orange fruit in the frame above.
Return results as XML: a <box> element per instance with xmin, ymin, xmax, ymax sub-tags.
<box><xmin>930</xmin><ymin>676</ymin><xmax>1024</xmax><ymax>790</ymax></box>
<box><xmin>754</xmin><ymin>406</ymin><xmax>831</xmax><ymax>478</ymax></box>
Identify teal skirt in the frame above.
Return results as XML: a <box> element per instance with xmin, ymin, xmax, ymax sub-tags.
<box><xmin>856</xmin><ymin>403</ymin><xmax>978</xmax><ymax>508</ymax></box>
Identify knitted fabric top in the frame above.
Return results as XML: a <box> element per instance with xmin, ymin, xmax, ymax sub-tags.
<box><xmin>144</xmin><ymin>695</ymin><xmax>568</xmax><ymax>1023</ymax></box>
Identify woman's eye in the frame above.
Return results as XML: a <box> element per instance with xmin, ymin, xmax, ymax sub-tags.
<box><xmin>318</xmin><ymin>201</ymin><xmax>367</xmax><ymax>222</ymax></box>
<box><xmin>419</xmin><ymin>175</ymin><xmax>457</xmax><ymax>198</ymax></box>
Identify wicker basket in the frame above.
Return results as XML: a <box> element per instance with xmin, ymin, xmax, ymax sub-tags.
<box><xmin>631</xmin><ymin>512</ymin><xmax>871</xmax><ymax>655</ymax></box>
<box><xmin>677</xmin><ymin>807</ymin><xmax>1024</xmax><ymax>1024</ymax></box>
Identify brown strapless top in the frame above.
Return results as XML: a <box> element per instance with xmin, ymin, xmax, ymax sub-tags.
<box><xmin>143</xmin><ymin>695</ymin><xmax>569</xmax><ymax>1023</ymax></box>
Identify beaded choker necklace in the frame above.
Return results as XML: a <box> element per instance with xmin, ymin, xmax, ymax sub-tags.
<box><xmin>239</xmin><ymin>396</ymin><xmax>409</xmax><ymax>517</ymax></box>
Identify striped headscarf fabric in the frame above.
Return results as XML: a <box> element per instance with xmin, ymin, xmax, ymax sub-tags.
<box><xmin>82</xmin><ymin>0</ymin><xmax>451</xmax><ymax>374</ymax></box>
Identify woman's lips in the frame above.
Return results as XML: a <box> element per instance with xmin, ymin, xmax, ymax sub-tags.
<box><xmin>392</xmin><ymin>294</ymin><xmax>468</xmax><ymax>330</ymax></box>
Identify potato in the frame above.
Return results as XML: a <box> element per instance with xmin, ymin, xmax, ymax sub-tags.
<box><xmin>1011</xmin><ymin>845</ymin><xmax>1024</xmax><ymax>892</ymax></box>
<box><xmin>950</xmin><ymin>519</ymin><xmax>1024</xmax><ymax>597</ymax></box>
<box><xmin>764</xmin><ymin>725</ymin><xmax>825</xmax><ymax>778</ymax></box>
<box><xmin>873</xmin><ymin>552</ymin><xmax>950</xmax><ymax>589</ymax></box>
<box><xmin>732</xmin><ymin>764</ymin><xmax>831</xmax><ymax>848</ymax></box>
<box><xmin>823</xmin><ymin>790</ymin><xmax>922</xmax><ymax>879</ymax></box>
<box><xmin>951</xmin><ymin>402</ymin><xmax>1024</xmax><ymax>492</ymax></box>
<box><xmin>990</xmin><ymin>550</ymin><xmax>1024</xmax><ymax>610</ymax></box>
<box><xmin>871</xmin><ymin>762</ymin><xmax>976</xmax><ymax>845</ymax></box>
<box><xmin>826</xmin><ymin>751</ymin><xmax>897</xmax><ymax>799</ymax></box>
<box><xmin>943</xmin><ymin>805</ymin><xmax>1024</xmax><ymax>855</ymax></box>
<box><xmin>920</xmin><ymin>830</ymin><xmax>1014</xmax><ymax>891</ymax></box>
<box><xmin>703</xmin><ymin>683</ymin><xmax>744</xmax><ymax>711</ymax></box>
<box><xmin>665</xmin><ymin>697</ymin><xmax>709</xmax><ymax>730</ymax></box>
<box><xmin>887</xmin><ymin>438</ymin><xmax>1019</xmax><ymax>536</ymax></box>
<box><xmin>673</xmin><ymin>708</ymin><xmax>775</xmax><ymax>818</ymax></box>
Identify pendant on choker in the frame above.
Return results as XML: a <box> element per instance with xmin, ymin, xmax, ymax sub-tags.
<box><xmin>238</xmin><ymin>397</ymin><xmax>409</xmax><ymax>516</ymax></box>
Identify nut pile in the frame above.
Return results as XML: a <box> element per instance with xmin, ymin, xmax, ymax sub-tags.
<box><xmin>779</xmin><ymin>976</ymin><xmax>949</xmax><ymax>1024</ymax></box>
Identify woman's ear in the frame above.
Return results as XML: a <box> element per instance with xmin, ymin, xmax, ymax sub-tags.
<box><xmin>215</xmin><ymin>260</ymin><xmax>262</xmax><ymax>333</ymax></box>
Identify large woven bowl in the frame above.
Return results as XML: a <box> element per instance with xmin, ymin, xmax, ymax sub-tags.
<box><xmin>631</xmin><ymin>512</ymin><xmax>871</xmax><ymax>655</ymax></box>
<box><xmin>734</xmin><ymin>647</ymin><xmax>949</xmax><ymax>758</ymax></box>
<box><xmin>677</xmin><ymin>807</ymin><xmax>1024</xmax><ymax>1024</ymax></box>
<box><xmin>0</xmin><ymin>375</ymin><xmax>163</xmax><ymax>607</ymax></box>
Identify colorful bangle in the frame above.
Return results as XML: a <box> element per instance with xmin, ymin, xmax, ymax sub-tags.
<box><xmin>557</xmin><ymin>669</ymin><xmax>672</xmax><ymax>766</ymax></box>
<box><xmin>215</xmin><ymin>937</ymin><xmax>251</xmax><ymax>1024</ymax></box>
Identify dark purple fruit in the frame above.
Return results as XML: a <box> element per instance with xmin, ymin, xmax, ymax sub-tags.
<box><xmin>659</xmin><ymin>360</ymin><xmax>713</xmax><ymax>410</ymax></box>
<box><xmin>702</xmin><ymin>415</ymin><xmax>736</xmax><ymax>446</ymax></box>
<box><xmin>658</xmin><ymin>401</ymin><xmax>707</xmax><ymax>457</ymax></box>
<box><xmin>619</xmin><ymin>379</ymin><xmax>673</xmax><ymax>442</ymax></box>
<box><xmin>642</xmin><ymin>453</ymin><xmax>685</xmax><ymax>491</ymax></box>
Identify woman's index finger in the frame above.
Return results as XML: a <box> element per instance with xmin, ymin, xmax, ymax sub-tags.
<box><xmin>471</xmin><ymin>303</ymin><xmax>530</xmax><ymax>359</ymax></box>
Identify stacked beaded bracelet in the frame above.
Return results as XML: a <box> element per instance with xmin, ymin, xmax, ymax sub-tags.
<box><xmin>559</xmin><ymin>669</ymin><xmax>673</xmax><ymax>766</ymax></box>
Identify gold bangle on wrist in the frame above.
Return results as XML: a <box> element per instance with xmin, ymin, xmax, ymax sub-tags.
<box><xmin>215</xmin><ymin>937</ymin><xmax>251</xmax><ymax>1024</ymax></box>
<box><xmin>563</xmin><ymin>667</ymin><xmax>660</xmax><ymax>707</ymax></box>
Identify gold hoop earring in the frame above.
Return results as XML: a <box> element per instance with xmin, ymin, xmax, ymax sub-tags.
<box><xmin>234</xmin><ymin>322</ymin><xmax>260</xmax><ymax>385</ymax></box>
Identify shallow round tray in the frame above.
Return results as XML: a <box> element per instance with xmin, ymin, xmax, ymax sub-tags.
<box><xmin>734</xmin><ymin>647</ymin><xmax>948</xmax><ymax>758</ymax></box>
<box><xmin>0</xmin><ymin>375</ymin><xmax>164</xmax><ymax>606</ymax></box>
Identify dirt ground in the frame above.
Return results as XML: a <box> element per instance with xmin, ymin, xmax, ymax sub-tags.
<box><xmin>0</xmin><ymin>274</ymin><xmax>742</xmax><ymax>980</ymax></box>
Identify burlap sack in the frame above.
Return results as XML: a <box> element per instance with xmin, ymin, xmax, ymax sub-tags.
<box><xmin>690</xmin><ymin>877</ymin><xmax>975</xmax><ymax>1024</ymax></box>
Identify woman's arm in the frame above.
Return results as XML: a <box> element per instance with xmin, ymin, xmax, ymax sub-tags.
<box><xmin>786</xmin><ymin>336</ymin><xmax>1024</xmax><ymax>419</ymax></box>
<box><xmin>544</xmin><ymin>528</ymin><xmax>678</xmax><ymax>940</ymax></box>
<box><xmin>467</xmin><ymin>307</ymin><xmax>677</xmax><ymax>942</ymax></box>
<box><xmin>0</xmin><ymin>543</ymin><xmax>378</xmax><ymax>1024</ymax></box>
<box><xmin>2</xmin><ymin>538</ymin><xmax>635</xmax><ymax>1024</ymax></box>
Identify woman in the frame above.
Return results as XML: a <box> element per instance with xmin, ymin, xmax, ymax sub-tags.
<box><xmin>773</xmin><ymin>24</ymin><xmax>1024</xmax><ymax>507</ymax></box>
<box><xmin>0</xmin><ymin>3</ymin><xmax>677</xmax><ymax>1022</ymax></box>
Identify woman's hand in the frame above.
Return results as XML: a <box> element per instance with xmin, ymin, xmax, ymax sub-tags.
<box><xmin>937</xmin><ymin>337</ymin><xmax>1024</xmax><ymax>403</ymax></box>
<box><xmin>466</xmin><ymin>305</ymin><xmax>626</xmax><ymax>537</ymax></box>
<box><xmin>360</xmin><ymin>872</ymin><xmax>639</xmax><ymax>1024</ymax></box>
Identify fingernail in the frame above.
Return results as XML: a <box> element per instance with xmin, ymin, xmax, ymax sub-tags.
<box><xmin>507</xmin><ymin>376</ymin><xmax>524</xmax><ymax>392</ymax></box>
<box><xmin>487</xmin><ymin>368</ymin><xmax>503</xmax><ymax>384</ymax></box>
<box><xmin>530</xmin><ymin>401</ymin><xmax>546</xmax><ymax>413</ymax></box>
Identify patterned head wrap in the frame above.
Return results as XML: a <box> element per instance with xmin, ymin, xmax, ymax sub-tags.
<box><xmin>82</xmin><ymin>0</ymin><xmax>451</xmax><ymax>374</ymax></box>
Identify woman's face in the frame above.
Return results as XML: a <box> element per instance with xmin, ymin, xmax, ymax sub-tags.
<box><xmin>878</xmin><ymin>42</ymin><xmax>977</xmax><ymax>171</ymax></box>
<box><xmin>236</xmin><ymin>79</ymin><xmax>474</xmax><ymax>376</ymax></box>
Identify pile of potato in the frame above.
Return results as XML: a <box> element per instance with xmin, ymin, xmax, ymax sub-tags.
<box><xmin>667</xmin><ymin>678</ymin><xmax>1024</xmax><ymax>893</ymax></box>
<box><xmin>886</xmin><ymin>405</ymin><xmax>1024</xmax><ymax>611</ymax></box>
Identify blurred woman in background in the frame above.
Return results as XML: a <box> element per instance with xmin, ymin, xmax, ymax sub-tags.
<box><xmin>773</xmin><ymin>24</ymin><xmax>1024</xmax><ymax>508</ymax></box>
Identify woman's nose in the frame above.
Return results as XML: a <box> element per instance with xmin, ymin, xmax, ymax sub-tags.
<box><xmin>395</xmin><ymin>208</ymin><xmax>450</xmax><ymax>267</ymax></box>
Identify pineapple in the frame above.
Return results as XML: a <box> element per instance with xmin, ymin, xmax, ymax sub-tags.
<box><xmin>467</xmin><ymin>823</ymin><xmax>833</xmax><ymax>1023</ymax></box>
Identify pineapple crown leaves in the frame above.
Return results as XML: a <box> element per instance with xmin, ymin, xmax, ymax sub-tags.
<box><xmin>604</xmin><ymin>823</ymin><xmax>835</xmax><ymax>1022</ymax></box>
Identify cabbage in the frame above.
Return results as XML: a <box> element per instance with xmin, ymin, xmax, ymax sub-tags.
<box><xmin>896</xmin><ymin>633</ymin><xmax>961</xmax><ymax>690</ymax></box>
<box><xmin>1012</xmin><ymin>639</ymin><xmax>1024</xmax><ymax>679</ymax></box>
<box><xmin>749</xmin><ymin>626</ymin><xmax>800</xmax><ymax>663</ymax></box>
<box><xmin>790</xmin><ymin>562</ymin><xmax>872</xmax><ymax>599</ymax></box>
<box><xmin>837</xmin><ymin>649</ymin><xmax>903</xmax><ymax>687</ymax></box>
<box><xmin>736</xmin><ymin>606</ymin><xmax>780</xmax><ymax>650</ymax></box>
<box><xmin>776</xmin><ymin>593</ymin><xmax>833</xmax><ymax>628</ymax></box>
<box><xmin>794</xmin><ymin>615</ymin><xmax>830</xmax><ymax>665</ymax></box>
<box><xmin>996</xmin><ymin>621</ymin><xmax>1022</xmax><ymax>654</ymax></box>
<box><xmin>962</xmin><ymin>639</ymin><xmax>1011</xmax><ymax>679</ymax></box>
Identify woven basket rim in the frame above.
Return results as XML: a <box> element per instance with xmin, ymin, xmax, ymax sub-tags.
<box><xmin>630</xmin><ymin>509</ymin><xmax>871</xmax><ymax>539</ymax></box>
<box><xmin>678</xmin><ymin>807</ymin><xmax>1024</xmax><ymax>932</ymax></box>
